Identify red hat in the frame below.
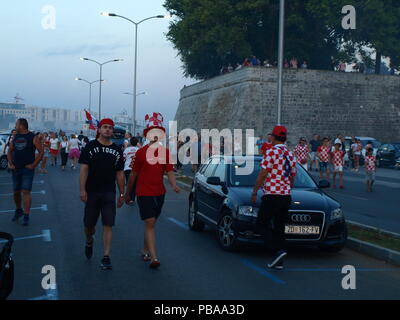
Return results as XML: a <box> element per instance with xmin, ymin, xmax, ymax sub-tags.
<box><xmin>271</xmin><ymin>125</ymin><xmax>287</xmax><ymax>138</ymax></box>
<box><xmin>98</xmin><ymin>118</ymin><xmax>115</xmax><ymax>129</ymax></box>
<box><xmin>143</xmin><ymin>112</ymin><xmax>165</xmax><ymax>137</ymax></box>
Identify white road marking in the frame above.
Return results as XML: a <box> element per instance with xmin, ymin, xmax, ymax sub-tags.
<box><xmin>0</xmin><ymin>180</ymin><xmax>45</xmax><ymax>185</ymax></box>
<box><xmin>0</xmin><ymin>204</ymin><xmax>48</xmax><ymax>213</ymax></box>
<box><xmin>0</xmin><ymin>229</ymin><xmax>51</xmax><ymax>243</ymax></box>
<box><xmin>0</xmin><ymin>190</ymin><xmax>46</xmax><ymax>196</ymax></box>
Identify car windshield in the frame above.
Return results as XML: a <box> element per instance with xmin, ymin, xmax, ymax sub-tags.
<box><xmin>229</xmin><ymin>160</ymin><xmax>317</xmax><ymax>188</ymax></box>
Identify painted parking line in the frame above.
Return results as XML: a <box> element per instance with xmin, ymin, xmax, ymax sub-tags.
<box><xmin>0</xmin><ymin>204</ymin><xmax>48</xmax><ymax>214</ymax></box>
<box><xmin>0</xmin><ymin>180</ymin><xmax>45</xmax><ymax>186</ymax></box>
<box><xmin>0</xmin><ymin>229</ymin><xmax>51</xmax><ymax>243</ymax></box>
<box><xmin>168</xmin><ymin>217</ymin><xmax>189</xmax><ymax>230</ymax></box>
<box><xmin>0</xmin><ymin>190</ymin><xmax>46</xmax><ymax>196</ymax></box>
<box><xmin>240</xmin><ymin>259</ymin><xmax>286</xmax><ymax>285</ymax></box>
<box><xmin>30</xmin><ymin>286</ymin><xmax>58</xmax><ymax>300</ymax></box>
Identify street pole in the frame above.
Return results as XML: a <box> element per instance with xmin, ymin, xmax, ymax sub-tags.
<box><xmin>277</xmin><ymin>0</ymin><xmax>285</xmax><ymax>126</ymax></box>
<box><xmin>88</xmin><ymin>83</ymin><xmax>92</xmax><ymax>114</ymax></box>
<box><xmin>99</xmin><ymin>64</ymin><xmax>103</xmax><ymax>119</ymax></box>
<box><xmin>133</xmin><ymin>24</ymin><xmax>138</xmax><ymax>135</ymax></box>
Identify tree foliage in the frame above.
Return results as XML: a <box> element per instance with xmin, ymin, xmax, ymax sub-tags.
<box><xmin>164</xmin><ymin>0</ymin><xmax>400</xmax><ymax>79</ymax></box>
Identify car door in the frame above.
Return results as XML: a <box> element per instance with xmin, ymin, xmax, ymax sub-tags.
<box><xmin>206</xmin><ymin>159</ymin><xmax>228</xmax><ymax>223</ymax></box>
<box><xmin>196</xmin><ymin>159</ymin><xmax>218</xmax><ymax>223</ymax></box>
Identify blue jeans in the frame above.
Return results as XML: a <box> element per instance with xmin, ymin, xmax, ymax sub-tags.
<box><xmin>12</xmin><ymin>168</ymin><xmax>35</xmax><ymax>192</ymax></box>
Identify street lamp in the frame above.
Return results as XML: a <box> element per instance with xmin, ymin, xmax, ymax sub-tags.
<box><xmin>123</xmin><ymin>91</ymin><xmax>147</xmax><ymax>97</ymax></box>
<box><xmin>80</xmin><ymin>57</ymin><xmax>123</xmax><ymax>119</ymax></box>
<box><xmin>277</xmin><ymin>0</ymin><xmax>285</xmax><ymax>126</ymax></box>
<box><xmin>101</xmin><ymin>11</ymin><xmax>169</xmax><ymax>134</ymax></box>
<box><xmin>75</xmin><ymin>78</ymin><xmax>105</xmax><ymax>114</ymax></box>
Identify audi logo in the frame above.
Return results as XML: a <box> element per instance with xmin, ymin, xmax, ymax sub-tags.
<box><xmin>291</xmin><ymin>214</ymin><xmax>312</xmax><ymax>223</ymax></box>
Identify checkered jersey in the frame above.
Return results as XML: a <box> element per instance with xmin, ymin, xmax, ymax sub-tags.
<box><xmin>365</xmin><ymin>155</ymin><xmax>376</xmax><ymax>171</ymax></box>
<box><xmin>294</xmin><ymin>144</ymin><xmax>309</xmax><ymax>164</ymax></box>
<box><xmin>331</xmin><ymin>150</ymin><xmax>344</xmax><ymax>166</ymax></box>
<box><xmin>261</xmin><ymin>145</ymin><xmax>297</xmax><ymax>196</ymax></box>
<box><xmin>317</xmin><ymin>145</ymin><xmax>331</xmax><ymax>162</ymax></box>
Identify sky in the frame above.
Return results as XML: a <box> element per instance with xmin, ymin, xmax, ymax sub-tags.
<box><xmin>0</xmin><ymin>0</ymin><xmax>196</xmax><ymax>123</ymax></box>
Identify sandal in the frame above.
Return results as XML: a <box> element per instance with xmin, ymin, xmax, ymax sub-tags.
<box><xmin>142</xmin><ymin>252</ymin><xmax>151</xmax><ymax>262</ymax></box>
<box><xmin>149</xmin><ymin>259</ymin><xmax>161</xmax><ymax>269</ymax></box>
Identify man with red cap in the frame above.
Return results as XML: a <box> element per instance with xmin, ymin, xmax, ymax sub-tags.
<box><xmin>252</xmin><ymin>125</ymin><xmax>297</xmax><ymax>270</ymax></box>
<box><xmin>79</xmin><ymin>118</ymin><xmax>125</xmax><ymax>270</ymax></box>
<box><xmin>125</xmin><ymin>113</ymin><xmax>180</xmax><ymax>269</ymax></box>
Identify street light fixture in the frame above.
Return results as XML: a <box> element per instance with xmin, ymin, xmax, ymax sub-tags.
<box><xmin>101</xmin><ymin>11</ymin><xmax>169</xmax><ymax>134</ymax></box>
<box><xmin>75</xmin><ymin>78</ymin><xmax>105</xmax><ymax>114</ymax></box>
<box><xmin>123</xmin><ymin>91</ymin><xmax>147</xmax><ymax>97</ymax></box>
<box><xmin>80</xmin><ymin>57</ymin><xmax>123</xmax><ymax>119</ymax></box>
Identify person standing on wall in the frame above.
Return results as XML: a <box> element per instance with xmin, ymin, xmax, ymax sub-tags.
<box><xmin>252</xmin><ymin>126</ymin><xmax>297</xmax><ymax>270</ymax></box>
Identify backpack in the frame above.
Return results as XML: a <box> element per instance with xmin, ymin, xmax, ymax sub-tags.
<box><xmin>0</xmin><ymin>232</ymin><xmax>14</xmax><ymax>300</ymax></box>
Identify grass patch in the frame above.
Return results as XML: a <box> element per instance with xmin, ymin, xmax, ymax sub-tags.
<box><xmin>348</xmin><ymin>225</ymin><xmax>400</xmax><ymax>252</ymax></box>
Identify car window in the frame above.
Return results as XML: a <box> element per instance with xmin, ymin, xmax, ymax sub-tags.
<box><xmin>203</xmin><ymin>159</ymin><xmax>219</xmax><ymax>178</ymax></box>
<box><xmin>213</xmin><ymin>160</ymin><xmax>226</xmax><ymax>182</ymax></box>
<box><xmin>229</xmin><ymin>160</ymin><xmax>317</xmax><ymax>188</ymax></box>
<box><xmin>199</xmin><ymin>159</ymin><xmax>211</xmax><ymax>175</ymax></box>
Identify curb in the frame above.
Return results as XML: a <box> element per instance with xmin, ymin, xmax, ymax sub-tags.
<box><xmin>171</xmin><ymin>175</ymin><xmax>400</xmax><ymax>266</ymax></box>
<box><xmin>346</xmin><ymin>237</ymin><xmax>400</xmax><ymax>267</ymax></box>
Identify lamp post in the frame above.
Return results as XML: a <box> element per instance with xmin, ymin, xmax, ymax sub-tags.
<box><xmin>277</xmin><ymin>0</ymin><xmax>285</xmax><ymax>126</ymax></box>
<box><xmin>80</xmin><ymin>57</ymin><xmax>123</xmax><ymax>119</ymax></box>
<box><xmin>101</xmin><ymin>12</ymin><xmax>169</xmax><ymax>134</ymax></box>
<box><xmin>123</xmin><ymin>91</ymin><xmax>147</xmax><ymax>133</ymax></box>
<box><xmin>75</xmin><ymin>78</ymin><xmax>104</xmax><ymax>114</ymax></box>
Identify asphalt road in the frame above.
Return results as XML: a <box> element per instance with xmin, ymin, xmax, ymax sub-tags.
<box><xmin>180</xmin><ymin>165</ymin><xmax>400</xmax><ymax>234</ymax></box>
<box><xmin>0</xmin><ymin>165</ymin><xmax>400</xmax><ymax>300</ymax></box>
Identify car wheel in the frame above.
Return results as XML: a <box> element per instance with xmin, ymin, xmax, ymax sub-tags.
<box><xmin>0</xmin><ymin>156</ymin><xmax>8</xmax><ymax>170</ymax></box>
<box><xmin>188</xmin><ymin>197</ymin><xmax>205</xmax><ymax>232</ymax></box>
<box><xmin>217</xmin><ymin>212</ymin><xmax>238</xmax><ymax>251</ymax></box>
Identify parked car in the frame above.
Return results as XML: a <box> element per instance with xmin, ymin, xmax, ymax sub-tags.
<box><xmin>188</xmin><ymin>155</ymin><xmax>347</xmax><ymax>253</ymax></box>
<box><xmin>0</xmin><ymin>137</ymin><xmax>8</xmax><ymax>170</ymax></box>
<box><xmin>344</xmin><ymin>137</ymin><xmax>381</xmax><ymax>166</ymax></box>
<box><xmin>377</xmin><ymin>143</ymin><xmax>400</xmax><ymax>168</ymax></box>
<box><xmin>112</xmin><ymin>125</ymin><xmax>126</xmax><ymax>149</ymax></box>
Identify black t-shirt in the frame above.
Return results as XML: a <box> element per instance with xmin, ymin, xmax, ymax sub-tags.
<box><xmin>79</xmin><ymin>140</ymin><xmax>124</xmax><ymax>193</ymax></box>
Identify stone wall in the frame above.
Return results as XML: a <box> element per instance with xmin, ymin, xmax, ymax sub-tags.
<box><xmin>174</xmin><ymin>67</ymin><xmax>400</xmax><ymax>146</ymax></box>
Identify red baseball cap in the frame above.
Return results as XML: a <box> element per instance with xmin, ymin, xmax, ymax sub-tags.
<box><xmin>271</xmin><ymin>125</ymin><xmax>287</xmax><ymax>138</ymax></box>
<box><xmin>98</xmin><ymin>118</ymin><xmax>115</xmax><ymax>129</ymax></box>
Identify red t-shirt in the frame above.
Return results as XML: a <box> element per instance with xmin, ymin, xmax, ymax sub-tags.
<box><xmin>132</xmin><ymin>145</ymin><xmax>174</xmax><ymax>197</ymax></box>
<box><xmin>261</xmin><ymin>142</ymin><xmax>273</xmax><ymax>156</ymax></box>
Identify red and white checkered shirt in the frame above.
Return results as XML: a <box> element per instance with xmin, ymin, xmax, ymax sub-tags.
<box><xmin>331</xmin><ymin>150</ymin><xmax>344</xmax><ymax>167</ymax></box>
<box><xmin>365</xmin><ymin>155</ymin><xmax>376</xmax><ymax>172</ymax></box>
<box><xmin>261</xmin><ymin>145</ymin><xmax>297</xmax><ymax>196</ymax></box>
<box><xmin>317</xmin><ymin>145</ymin><xmax>331</xmax><ymax>162</ymax></box>
<box><xmin>294</xmin><ymin>144</ymin><xmax>309</xmax><ymax>164</ymax></box>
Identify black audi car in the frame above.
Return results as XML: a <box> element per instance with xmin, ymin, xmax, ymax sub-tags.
<box><xmin>376</xmin><ymin>143</ymin><xmax>400</xmax><ymax>168</ymax></box>
<box><xmin>188</xmin><ymin>156</ymin><xmax>347</xmax><ymax>252</ymax></box>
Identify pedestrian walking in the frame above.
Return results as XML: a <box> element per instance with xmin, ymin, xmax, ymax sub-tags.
<box><xmin>49</xmin><ymin>133</ymin><xmax>60</xmax><ymax>166</ymax></box>
<box><xmin>309</xmin><ymin>135</ymin><xmax>321</xmax><ymax>172</ymax></box>
<box><xmin>294</xmin><ymin>138</ymin><xmax>310</xmax><ymax>170</ymax></box>
<box><xmin>256</xmin><ymin>136</ymin><xmax>266</xmax><ymax>155</ymax></box>
<box><xmin>123</xmin><ymin>137</ymin><xmax>140</xmax><ymax>204</ymax></box>
<box><xmin>317</xmin><ymin>138</ymin><xmax>331</xmax><ymax>180</ymax></box>
<box><xmin>68</xmin><ymin>134</ymin><xmax>81</xmax><ymax>170</ymax></box>
<box><xmin>124</xmin><ymin>132</ymin><xmax>133</xmax><ymax>150</ymax></box>
<box><xmin>365</xmin><ymin>148</ymin><xmax>377</xmax><ymax>192</ymax></box>
<box><xmin>331</xmin><ymin>142</ymin><xmax>345</xmax><ymax>189</ymax></box>
<box><xmin>351</xmin><ymin>138</ymin><xmax>362</xmax><ymax>172</ymax></box>
<box><xmin>252</xmin><ymin>126</ymin><xmax>297</xmax><ymax>270</ymax></box>
<box><xmin>39</xmin><ymin>133</ymin><xmax>50</xmax><ymax>174</ymax></box>
<box><xmin>125</xmin><ymin>112</ymin><xmax>180</xmax><ymax>269</ymax></box>
<box><xmin>60</xmin><ymin>135</ymin><xmax>69</xmax><ymax>171</ymax></box>
<box><xmin>7</xmin><ymin>119</ymin><xmax>44</xmax><ymax>226</ymax></box>
<box><xmin>79</xmin><ymin>118</ymin><xmax>125</xmax><ymax>270</ymax></box>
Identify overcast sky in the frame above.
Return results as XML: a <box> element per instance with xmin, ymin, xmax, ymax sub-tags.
<box><xmin>0</xmin><ymin>0</ymin><xmax>195</xmax><ymax>122</ymax></box>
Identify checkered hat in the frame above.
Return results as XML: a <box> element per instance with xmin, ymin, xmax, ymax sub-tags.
<box><xmin>143</xmin><ymin>112</ymin><xmax>166</xmax><ymax>137</ymax></box>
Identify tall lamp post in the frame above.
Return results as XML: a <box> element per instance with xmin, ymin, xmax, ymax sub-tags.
<box><xmin>123</xmin><ymin>91</ymin><xmax>147</xmax><ymax>133</ymax></box>
<box><xmin>80</xmin><ymin>57</ymin><xmax>123</xmax><ymax>119</ymax></box>
<box><xmin>101</xmin><ymin>12</ymin><xmax>169</xmax><ymax>134</ymax></box>
<box><xmin>75</xmin><ymin>78</ymin><xmax>104</xmax><ymax>114</ymax></box>
<box><xmin>277</xmin><ymin>0</ymin><xmax>285</xmax><ymax>126</ymax></box>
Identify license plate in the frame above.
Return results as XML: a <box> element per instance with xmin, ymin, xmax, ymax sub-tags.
<box><xmin>285</xmin><ymin>225</ymin><xmax>320</xmax><ymax>235</ymax></box>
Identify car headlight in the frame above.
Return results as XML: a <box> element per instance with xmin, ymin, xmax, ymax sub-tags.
<box><xmin>331</xmin><ymin>208</ymin><xmax>343</xmax><ymax>220</ymax></box>
<box><xmin>238</xmin><ymin>206</ymin><xmax>258</xmax><ymax>218</ymax></box>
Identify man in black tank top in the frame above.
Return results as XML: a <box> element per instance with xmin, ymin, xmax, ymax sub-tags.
<box><xmin>7</xmin><ymin>119</ymin><xmax>44</xmax><ymax>226</ymax></box>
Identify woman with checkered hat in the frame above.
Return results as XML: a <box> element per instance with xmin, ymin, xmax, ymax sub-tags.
<box><xmin>125</xmin><ymin>113</ymin><xmax>180</xmax><ymax>268</ymax></box>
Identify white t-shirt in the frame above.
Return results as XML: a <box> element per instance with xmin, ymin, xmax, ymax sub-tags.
<box><xmin>50</xmin><ymin>138</ymin><xmax>59</xmax><ymax>150</ymax></box>
<box><xmin>69</xmin><ymin>138</ymin><xmax>80</xmax><ymax>150</ymax></box>
<box><xmin>61</xmin><ymin>141</ymin><xmax>68</xmax><ymax>149</ymax></box>
<box><xmin>123</xmin><ymin>146</ymin><xmax>139</xmax><ymax>171</ymax></box>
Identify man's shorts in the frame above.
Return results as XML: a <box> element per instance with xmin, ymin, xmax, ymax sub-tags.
<box><xmin>137</xmin><ymin>195</ymin><xmax>165</xmax><ymax>221</ymax></box>
<box><xmin>310</xmin><ymin>152</ymin><xmax>317</xmax><ymax>161</ymax></box>
<box><xmin>12</xmin><ymin>168</ymin><xmax>35</xmax><ymax>192</ymax></box>
<box><xmin>319</xmin><ymin>162</ymin><xmax>329</xmax><ymax>172</ymax></box>
<box><xmin>84</xmin><ymin>192</ymin><xmax>116</xmax><ymax>228</ymax></box>
<box><xmin>334</xmin><ymin>166</ymin><xmax>343</xmax><ymax>173</ymax></box>
<box><xmin>366</xmin><ymin>171</ymin><xmax>376</xmax><ymax>182</ymax></box>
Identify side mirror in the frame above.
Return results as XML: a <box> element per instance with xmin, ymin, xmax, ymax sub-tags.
<box><xmin>319</xmin><ymin>180</ymin><xmax>330</xmax><ymax>189</ymax></box>
<box><xmin>207</xmin><ymin>177</ymin><xmax>221</xmax><ymax>186</ymax></box>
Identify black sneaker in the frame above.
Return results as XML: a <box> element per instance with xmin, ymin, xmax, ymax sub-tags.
<box><xmin>267</xmin><ymin>250</ymin><xmax>287</xmax><ymax>269</ymax></box>
<box><xmin>22</xmin><ymin>214</ymin><xmax>30</xmax><ymax>226</ymax></box>
<box><xmin>12</xmin><ymin>208</ymin><xmax>24</xmax><ymax>222</ymax></box>
<box><xmin>100</xmin><ymin>256</ymin><xmax>112</xmax><ymax>270</ymax></box>
<box><xmin>85</xmin><ymin>240</ymin><xmax>94</xmax><ymax>260</ymax></box>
